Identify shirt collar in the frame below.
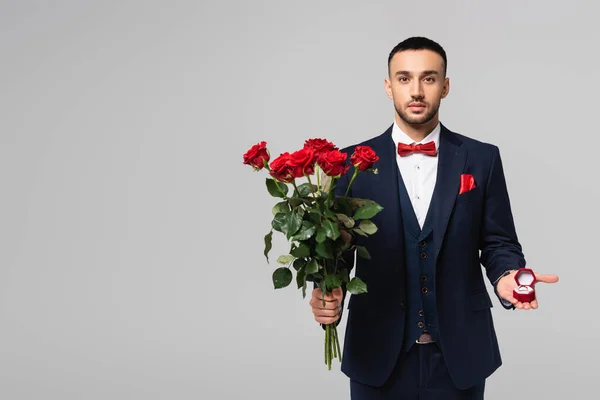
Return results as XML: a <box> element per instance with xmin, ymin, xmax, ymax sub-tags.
<box><xmin>392</xmin><ymin>120</ymin><xmax>441</xmax><ymax>152</ymax></box>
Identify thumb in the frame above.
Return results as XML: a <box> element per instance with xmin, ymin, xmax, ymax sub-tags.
<box><xmin>332</xmin><ymin>287</ymin><xmax>343</xmax><ymax>299</ymax></box>
<box><xmin>535</xmin><ymin>273</ymin><xmax>559</xmax><ymax>283</ymax></box>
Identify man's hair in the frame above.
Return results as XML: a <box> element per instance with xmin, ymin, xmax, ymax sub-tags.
<box><xmin>387</xmin><ymin>36</ymin><xmax>447</xmax><ymax>76</ymax></box>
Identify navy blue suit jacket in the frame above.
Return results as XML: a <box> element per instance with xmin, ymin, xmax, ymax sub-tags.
<box><xmin>334</xmin><ymin>123</ymin><xmax>526</xmax><ymax>390</ymax></box>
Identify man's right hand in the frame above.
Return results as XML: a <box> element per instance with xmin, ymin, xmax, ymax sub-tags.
<box><xmin>309</xmin><ymin>287</ymin><xmax>343</xmax><ymax>324</ymax></box>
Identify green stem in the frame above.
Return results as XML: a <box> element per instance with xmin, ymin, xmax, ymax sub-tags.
<box><xmin>325</xmin><ymin>324</ymin><xmax>330</xmax><ymax>369</ymax></box>
<box><xmin>272</xmin><ymin>179</ymin><xmax>289</xmax><ymax>199</ymax></box>
<box><xmin>290</xmin><ymin>180</ymin><xmax>309</xmax><ymax>213</ymax></box>
<box><xmin>306</xmin><ymin>174</ymin><xmax>318</xmax><ymax>200</ymax></box>
<box><xmin>344</xmin><ymin>169</ymin><xmax>359</xmax><ymax>197</ymax></box>
<box><xmin>328</xmin><ymin>325</ymin><xmax>332</xmax><ymax>370</ymax></box>
<box><xmin>326</xmin><ymin>179</ymin><xmax>336</xmax><ymax>209</ymax></box>
<box><xmin>334</xmin><ymin>325</ymin><xmax>342</xmax><ymax>362</ymax></box>
<box><xmin>332</xmin><ymin>325</ymin><xmax>337</xmax><ymax>359</ymax></box>
<box><xmin>324</xmin><ymin>325</ymin><xmax>328</xmax><ymax>365</ymax></box>
<box><xmin>315</xmin><ymin>165</ymin><xmax>321</xmax><ymax>195</ymax></box>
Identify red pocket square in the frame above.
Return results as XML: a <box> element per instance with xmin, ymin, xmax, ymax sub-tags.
<box><xmin>459</xmin><ymin>174</ymin><xmax>476</xmax><ymax>194</ymax></box>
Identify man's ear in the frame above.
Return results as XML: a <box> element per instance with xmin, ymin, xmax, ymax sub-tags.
<box><xmin>384</xmin><ymin>78</ymin><xmax>393</xmax><ymax>99</ymax></box>
<box><xmin>441</xmin><ymin>77</ymin><xmax>450</xmax><ymax>99</ymax></box>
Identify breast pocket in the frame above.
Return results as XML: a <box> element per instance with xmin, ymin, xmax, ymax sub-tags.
<box><xmin>455</xmin><ymin>186</ymin><xmax>482</xmax><ymax>204</ymax></box>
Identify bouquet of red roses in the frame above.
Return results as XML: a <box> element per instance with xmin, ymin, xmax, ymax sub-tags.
<box><xmin>243</xmin><ymin>138</ymin><xmax>382</xmax><ymax>370</ymax></box>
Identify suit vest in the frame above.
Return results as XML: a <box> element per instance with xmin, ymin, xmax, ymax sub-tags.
<box><xmin>396</xmin><ymin>170</ymin><xmax>441</xmax><ymax>352</ymax></box>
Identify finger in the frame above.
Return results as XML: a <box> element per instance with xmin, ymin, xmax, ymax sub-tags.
<box><xmin>535</xmin><ymin>273</ymin><xmax>559</xmax><ymax>283</ymax></box>
<box><xmin>310</xmin><ymin>298</ymin><xmax>339</xmax><ymax>310</ymax></box>
<box><xmin>316</xmin><ymin>315</ymin><xmax>340</xmax><ymax>325</ymax></box>
<box><xmin>311</xmin><ymin>288</ymin><xmax>336</xmax><ymax>303</ymax></box>
<box><xmin>320</xmin><ymin>292</ymin><xmax>337</xmax><ymax>301</ymax></box>
<box><xmin>522</xmin><ymin>302</ymin><xmax>531</xmax><ymax>310</ymax></box>
<box><xmin>515</xmin><ymin>301</ymin><xmax>524</xmax><ymax>309</ymax></box>
<box><xmin>313</xmin><ymin>307</ymin><xmax>340</xmax><ymax>318</ymax></box>
<box><xmin>332</xmin><ymin>287</ymin><xmax>343</xmax><ymax>300</ymax></box>
<box><xmin>531</xmin><ymin>299</ymin><xmax>538</xmax><ymax>309</ymax></box>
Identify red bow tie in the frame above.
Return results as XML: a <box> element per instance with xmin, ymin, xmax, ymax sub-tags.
<box><xmin>397</xmin><ymin>141</ymin><xmax>437</xmax><ymax>156</ymax></box>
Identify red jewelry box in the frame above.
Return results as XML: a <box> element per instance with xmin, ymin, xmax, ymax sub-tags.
<box><xmin>513</xmin><ymin>268</ymin><xmax>536</xmax><ymax>302</ymax></box>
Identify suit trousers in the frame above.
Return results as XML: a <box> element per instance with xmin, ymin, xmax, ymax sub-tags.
<box><xmin>349</xmin><ymin>342</ymin><xmax>485</xmax><ymax>399</ymax></box>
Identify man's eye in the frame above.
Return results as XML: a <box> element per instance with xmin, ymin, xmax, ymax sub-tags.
<box><xmin>398</xmin><ymin>77</ymin><xmax>408</xmax><ymax>82</ymax></box>
<box><xmin>424</xmin><ymin>77</ymin><xmax>435</xmax><ymax>82</ymax></box>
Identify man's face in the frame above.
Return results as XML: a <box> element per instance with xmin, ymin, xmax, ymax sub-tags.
<box><xmin>384</xmin><ymin>49</ymin><xmax>449</xmax><ymax>125</ymax></box>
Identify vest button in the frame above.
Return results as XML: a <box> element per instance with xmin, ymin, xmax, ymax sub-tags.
<box><xmin>420</xmin><ymin>252</ymin><xmax>427</xmax><ymax>259</ymax></box>
<box><xmin>418</xmin><ymin>322</ymin><xmax>425</xmax><ymax>328</ymax></box>
<box><xmin>421</xmin><ymin>275</ymin><xmax>427</xmax><ymax>282</ymax></box>
<box><xmin>422</xmin><ymin>287</ymin><xmax>428</xmax><ymax>293</ymax></box>
<box><xmin>419</xmin><ymin>240</ymin><xmax>426</xmax><ymax>247</ymax></box>
<box><xmin>419</xmin><ymin>309</ymin><xmax>424</xmax><ymax>317</ymax></box>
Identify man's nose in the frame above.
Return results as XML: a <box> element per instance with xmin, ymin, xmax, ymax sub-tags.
<box><xmin>410</xmin><ymin>81</ymin><xmax>424</xmax><ymax>98</ymax></box>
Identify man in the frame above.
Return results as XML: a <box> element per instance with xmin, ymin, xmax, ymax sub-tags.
<box><xmin>309</xmin><ymin>37</ymin><xmax>559</xmax><ymax>399</ymax></box>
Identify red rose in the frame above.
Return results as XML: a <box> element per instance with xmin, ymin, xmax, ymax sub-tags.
<box><xmin>243</xmin><ymin>141</ymin><xmax>270</xmax><ymax>170</ymax></box>
<box><xmin>288</xmin><ymin>148</ymin><xmax>316</xmax><ymax>178</ymax></box>
<box><xmin>350</xmin><ymin>146</ymin><xmax>379</xmax><ymax>171</ymax></box>
<box><xmin>318</xmin><ymin>150</ymin><xmax>350</xmax><ymax>177</ymax></box>
<box><xmin>269</xmin><ymin>152</ymin><xmax>294</xmax><ymax>183</ymax></box>
<box><xmin>304</xmin><ymin>138</ymin><xmax>337</xmax><ymax>155</ymax></box>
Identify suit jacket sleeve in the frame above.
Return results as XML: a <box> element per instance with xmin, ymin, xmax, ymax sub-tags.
<box><xmin>479</xmin><ymin>145</ymin><xmax>526</xmax><ymax>310</ymax></box>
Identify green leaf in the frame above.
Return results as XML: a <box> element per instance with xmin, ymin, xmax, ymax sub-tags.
<box><xmin>296</xmin><ymin>267</ymin><xmax>308</xmax><ymax>298</ymax></box>
<box><xmin>316</xmin><ymin>241</ymin><xmax>333</xmax><ymax>259</ymax></box>
<box><xmin>296</xmin><ymin>183</ymin><xmax>318</xmax><ymax>197</ymax></box>
<box><xmin>322</xmin><ymin>220</ymin><xmax>340</xmax><ymax>241</ymax></box>
<box><xmin>264</xmin><ymin>230</ymin><xmax>273</xmax><ymax>263</ymax></box>
<box><xmin>334</xmin><ymin>197</ymin><xmax>353</xmax><ymax>215</ymax></box>
<box><xmin>336</xmin><ymin>213</ymin><xmax>355</xmax><ymax>228</ymax></box>
<box><xmin>347</xmin><ymin>277</ymin><xmax>368</xmax><ymax>294</ymax></box>
<box><xmin>277</xmin><ymin>254</ymin><xmax>295</xmax><ymax>264</ymax></box>
<box><xmin>316</xmin><ymin>227</ymin><xmax>327</xmax><ymax>243</ymax></box>
<box><xmin>271</xmin><ymin>213</ymin><xmax>286</xmax><ymax>232</ymax></box>
<box><xmin>340</xmin><ymin>229</ymin><xmax>352</xmax><ymax>244</ymax></box>
<box><xmin>353</xmin><ymin>228</ymin><xmax>368</xmax><ymax>237</ymax></box>
<box><xmin>325</xmin><ymin>274</ymin><xmax>342</xmax><ymax>290</ymax></box>
<box><xmin>272</xmin><ymin>267</ymin><xmax>293</xmax><ymax>289</ymax></box>
<box><xmin>348</xmin><ymin>198</ymin><xmax>378</xmax><ymax>209</ymax></box>
<box><xmin>307</xmin><ymin>212</ymin><xmax>321</xmax><ymax>225</ymax></box>
<box><xmin>293</xmin><ymin>258</ymin><xmax>307</xmax><ymax>271</ymax></box>
<box><xmin>272</xmin><ymin>201</ymin><xmax>290</xmax><ymax>215</ymax></box>
<box><xmin>356</xmin><ymin>246</ymin><xmax>371</xmax><ymax>259</ymax></box>
<box><xmin>283</xmin><ymin>211</ymin><xmax>303</xmax><ymax>238</ymax></box>
<box><xmin>290</xmin><ymin>243</ymin><xmax>310</xmax><ymax>258</ymax></box>
<box><xmin>305</xmin><ymin>259</ymin><xmax>319</xmax><ymax>274</ymax></box>
<box><xmin>324</xmin><ymin>207</ymin><xmax>337</xmax><ymax>220</ymax></box>
<box><xmin>291</xmin><ymin>221</ymin><xmax>316</xmax><ymax>241</ymax></box>
<box><xmin>289</xmin><ymin>198</ymin><xmax>304</xmax><ymax>208</ymax></box>
<box><xmin>359</xmin><ymin>220</ymin><xmax>378</xmax><ymax>235</ymax></box>
<box><xmin>266</xmin><ymin>178</ymin><xmax>288</xmax><ymax>198</ymax></box>
<box><xmin>353</xmin><ymin>204</ymin><xmax>384</xmax><ymax>220</ymax></box>
<box><xmin>338</xmin><ymin>268</ymin><xmax>350</xmax><ymax>283</ymax></box>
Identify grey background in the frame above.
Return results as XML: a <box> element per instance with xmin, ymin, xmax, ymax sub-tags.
<box><xmin>1</xmin><ymin>0</ymin><xmax>598</xmax><ymax>398</ymax></box>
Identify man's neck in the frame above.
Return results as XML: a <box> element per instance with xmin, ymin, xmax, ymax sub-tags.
<box><xmin>394</xmin><ymin>115</ymin><xmax>439</xmax><ymax>142</ymax></box>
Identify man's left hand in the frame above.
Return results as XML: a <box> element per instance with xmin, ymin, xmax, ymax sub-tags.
<box><xmin>497</xmin><ymin>271</ymin><xmax>559</xmax><ymax>309</ymax></box>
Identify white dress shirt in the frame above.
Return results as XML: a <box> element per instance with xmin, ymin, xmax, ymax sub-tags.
<box><xmin>391</xmin><ymin>121</ymin><xmax>441</xmax><ymax>229</ymax></box>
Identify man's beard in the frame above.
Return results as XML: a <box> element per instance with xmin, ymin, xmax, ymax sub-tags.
<box><xmin>395</xmin><ymin>101</ymin><xmax>440</xmax><ymax>125</ymax></box>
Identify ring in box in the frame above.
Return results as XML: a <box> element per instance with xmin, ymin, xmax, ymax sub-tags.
<box><xmin>513</xmin><ymin>268</ymin><xmax>536</xmax><ymax>303</ymax></box>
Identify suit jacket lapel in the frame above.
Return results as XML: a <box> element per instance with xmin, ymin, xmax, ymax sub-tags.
<box><xmin>369</xmin><ymin>126</ymin><xmax>402</xmax><ymax>235</ymax></box>
<box><xmin>422</xmin><ymin>124</ymin><xmax>467</xmax><ymax>262</ymax></box>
